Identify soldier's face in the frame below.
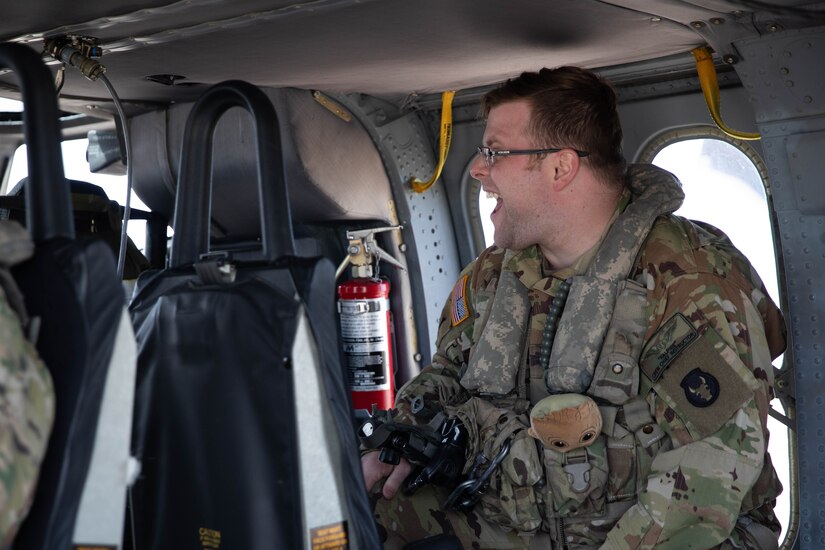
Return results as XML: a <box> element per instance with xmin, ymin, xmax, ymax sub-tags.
<box><xmin>470</xmin><ymin>100</ymin><xmax>555</xmax><ymax>251</ymax></box>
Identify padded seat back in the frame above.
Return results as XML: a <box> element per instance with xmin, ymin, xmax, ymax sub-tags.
<box><xmin>0</xmin><ymin>42</ymin><xmax>136</xmax><ymax>550</ymax></box>
<box><xmin>129</xmin><ymin>80</ymin><xmax>378</xmax><ymax>549</ymax></box>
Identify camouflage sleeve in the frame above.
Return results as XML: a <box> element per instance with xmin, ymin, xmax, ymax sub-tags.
<box><xmin>602</xmin><ymin>266</ymin><xmax>782</xmax><ymax>549</ymax></box>
<box><xmin>0</xmin><ymin>289</ymin><xmax>55</xmax><ymax>546</ymax></box>
<box><xmin>392</xmin><ymin>261</ymin><xmax>480</xmax><ymax>426</ymax></box>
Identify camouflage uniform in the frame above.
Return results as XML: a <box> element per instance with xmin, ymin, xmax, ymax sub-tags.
<box><xmin>371</xmin><ymin>165</ymin><xmax>785</xmax><ymax>549</ymax></box>
<box><xmin>0</xmin><ymin>221</ymin><xmax>55</xmax><ymax>546</ymax></box>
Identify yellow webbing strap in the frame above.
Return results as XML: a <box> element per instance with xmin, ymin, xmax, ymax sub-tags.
<box><xmin>411</xmin><ymin>90</ymin><xmax>456</xmax><ymax>193</ymax></box>
<box><xmin>692</xmin><ymin>47</ymin><xmax>760</xmax><ymax>141</ymax></box>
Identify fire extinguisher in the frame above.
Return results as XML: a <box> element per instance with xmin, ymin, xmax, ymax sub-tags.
<box><xmin>337</xmin><ymin>226</ymin><xmax>404</xmax><ymax>411</ymax></box>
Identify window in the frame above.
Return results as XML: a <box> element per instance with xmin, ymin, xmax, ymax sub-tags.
<box><xmin>647</xmin><ymin>134</ymin><xmax>779</xmax><ymax>301</ymax></box>
<box><xmin>0</xmin><ymin>97</ymin><xmax>23</xmax><ymax>112</ymax></box>
<box><xmin>6</xmin><ymin>138</ymin><xmax>149</xmax><ymax>252</ymax></box>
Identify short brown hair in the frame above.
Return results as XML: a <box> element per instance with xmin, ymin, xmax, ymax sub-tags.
<box><xmin>481</xmin><ymin>66</ymin><xmax>626</xmax><ymax>187</ymax></box>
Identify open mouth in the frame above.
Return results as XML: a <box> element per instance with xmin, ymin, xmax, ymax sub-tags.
<box><xmin>486</xmin><ymin>191</ymin><xmax>502</xmax><ymax>215</ymax></box>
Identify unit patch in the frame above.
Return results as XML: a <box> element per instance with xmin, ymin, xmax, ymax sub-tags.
<box><xmin>641</xmin><ymin>313</ymin><xmax>699</xmax><ymax>382</ymax></box>
<box><xmin>642</xmin><ymin>315</ymin><xmax>757</xmax><ymax>440</ymax></box>
<box><xmin>680</xmin><ymin>368</ymin><xmax>719</xmax><ymax>407</ymax></box>
<box><xmin>451</xmin><ymin>274</ymin><xmax>470</xmax><ymax>326</ymax></box>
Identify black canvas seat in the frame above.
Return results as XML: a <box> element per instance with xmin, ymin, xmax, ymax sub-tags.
<box><xmin>1</xmin><ymin>42</ymin><xmax>137</xmax><ymax>550</ymax></box>
<box><xmin>128</xmin><ymin>80</ymin><xmax>378</xmax><ymax>550</ymax></box>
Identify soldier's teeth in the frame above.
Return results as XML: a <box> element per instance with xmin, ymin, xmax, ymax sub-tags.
<box><xmin>486</xmin><ymin>191</ymin><xmax>500</xmax><ymax>200</ymax></box>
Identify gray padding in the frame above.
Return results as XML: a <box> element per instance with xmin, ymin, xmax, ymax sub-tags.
<box><xmin>291</xmin><ymin>311</ymin><xmax>351</xmax><ymax>548</ymax></box>
<box><xmin>279</xmin><ymin>89</ymin><xmax>394</xmax><ymax>222</ymax></box>
<box><xmin>72</xmin><ymin>308</ymin><xmax>137</xmax><ymax>548</ymax></box>
<box><xmin>130</xmin><ymin>87</ymin><xmax>394</xmax><ymax>240</ymax></box>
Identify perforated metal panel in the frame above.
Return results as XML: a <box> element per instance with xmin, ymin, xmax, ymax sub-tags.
<box><xmin>378</xmin><ymin>115</ymin><xmax>461</xmax><ymax>363</ymax></box>
<box><xmin>735</xmin><ymin>25</ymin><xmax>825</xmax><ymax>550</ymax></box>
<box><xmin>334</xmin><ymin>94</ymin><xmax>462</xmax><ymax>371</ymax></box>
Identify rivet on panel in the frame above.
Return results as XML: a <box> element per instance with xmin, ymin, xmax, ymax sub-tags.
<box><xmin>690</xmin><ymin>21</ymin><xmax>706</xmax><ymax>28</ymax></box>
<box><xmin>710</xmin><ymin>17</ymin><xmax>725</xmax><ymax>24</ymax></box>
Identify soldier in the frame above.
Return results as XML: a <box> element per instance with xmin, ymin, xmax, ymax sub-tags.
<box><xmin>362</xmin><ymin>66</ymin><xmax>785</xmax><ymax>549</ymax></box>
<box><xmin>0</xmin><ymin>221</ymin><xmax>55</xmax><ymax>546</ymax></box>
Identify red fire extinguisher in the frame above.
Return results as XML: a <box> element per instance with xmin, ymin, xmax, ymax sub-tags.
<box><xmin>337</xmin><ymin>226</ymin><xmax>404</xmax><ymax>411</ymax></box>
<box><xmin>338</xmin><ymin>277</ymin><xmax>395</xmax><ymax>410</ymax></box>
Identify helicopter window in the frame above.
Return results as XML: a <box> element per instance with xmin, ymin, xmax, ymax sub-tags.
<box><xmin>0</xmin><ymin>97</ymin><xmax>23</xmax><ymax>112</ymax></box>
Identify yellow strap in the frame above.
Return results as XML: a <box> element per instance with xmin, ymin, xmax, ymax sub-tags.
<box><xmin>411</xmin><ymin>90</ymin><xmax>456</xmax><ymax>193</ymax></box>
<box><xmin>691</xmin><ymin>47</ymin><xmax>760</xmax><ymax>141</ymax></box>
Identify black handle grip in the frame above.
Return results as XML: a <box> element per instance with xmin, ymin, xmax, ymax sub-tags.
<box><xmin>0</xmin><ymin>43</ymin><xmax>73</xmax><ymax>242</ymax></box>
<box><xmin>170</xmin><ymin>80</ymin><xmax>294</xmax><ymax>268</ymax></box>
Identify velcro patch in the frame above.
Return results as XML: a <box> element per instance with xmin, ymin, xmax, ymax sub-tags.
<box><xmin>640</xmin><ymin>313</ymin><xmax>699</xmax><ymax>382</ymax></box>
<box><xmin>643</xmin><ymin>323</ymin><xmax>756</xmax><ymax>440</ymax></box>
<box><xmin>451</xmin><ymin>274</ymin><xmax>470</xmax><ymax>326</ymax></box>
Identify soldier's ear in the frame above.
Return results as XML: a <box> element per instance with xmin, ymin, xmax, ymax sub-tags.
<box><xmin>527</xmin><ymin>426</ymin><xmax>539</xmax><ymax>440</ymax></box>
<box><xmin>550</xmin><ymin>148</ymin><xmax>581</xmax><ymax>191</ymax></box>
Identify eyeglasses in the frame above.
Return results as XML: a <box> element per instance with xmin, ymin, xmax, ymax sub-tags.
<box><xmin>476</xmin><ymin>146</ymin><xmax>589</xmax><ymax>168</ymax></box>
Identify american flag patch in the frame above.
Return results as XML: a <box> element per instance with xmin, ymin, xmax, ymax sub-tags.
<box><xmin>451</xmin><ymin>275</ymin><xmax>470</xmax><ymax>326</ymax></box>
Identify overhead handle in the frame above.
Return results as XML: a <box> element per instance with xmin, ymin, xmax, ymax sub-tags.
<box><xmin>169</xmin><ymin>80</ymin><xmax>294</xmax><ymax>268</ymax></box>
<box><xmin>0</xmin><ymin>43</ymin><xmax>74</xmax><ymax>241</ymax></box>
<box><xmin>692</xmin><ymin>47</ymin><xmax>760</xmax><ymax>141</ymax></box>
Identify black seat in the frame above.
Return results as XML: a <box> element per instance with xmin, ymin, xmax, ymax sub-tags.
<box><xmin>0</xmin><ymin>42</ymin><xmax>136</xmax><ymax>550</ymax></box>
<box><xmin>128</xmin><ymin>80</ymin><xmax>379</xmax><ymax>550</ymax></box>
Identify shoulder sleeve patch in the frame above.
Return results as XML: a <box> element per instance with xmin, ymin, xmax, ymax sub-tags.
<box><xmin>451</xmin><ymin>274</ymin><xmax>470</xmax><ymax>327</ymax></box>
<box><xmin>644</xmin><ymin>321</ymin><xmax>759</xmax><ymax>440</ymax></box>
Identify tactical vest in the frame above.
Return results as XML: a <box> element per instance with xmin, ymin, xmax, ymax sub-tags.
<box><xmin>457</xmin><ymin>165</ymin><xmax>685</xmax><ymax>546</ymax></box>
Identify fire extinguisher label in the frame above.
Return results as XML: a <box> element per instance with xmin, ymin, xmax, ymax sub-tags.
<box><xmin>346</xmin><ymin>351</ymin><xmax>387</xmax><ymax>390</ymax></box>
<box><xmin>340</xmin><ymin>299</ymin><xmax>391</xmax><ymax>392</ymax></box>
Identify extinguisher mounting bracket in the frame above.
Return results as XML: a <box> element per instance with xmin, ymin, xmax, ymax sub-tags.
<box><xmin>344</xmin><ymin>225</ymin><xmax>405</xmax><ymax>278</ymax></box>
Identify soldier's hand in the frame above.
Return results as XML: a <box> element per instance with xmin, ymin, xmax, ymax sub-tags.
<box><xmin>361</xmin><ymin>450</ymin><xmax>413</xmax><ymax>499</ymax></box>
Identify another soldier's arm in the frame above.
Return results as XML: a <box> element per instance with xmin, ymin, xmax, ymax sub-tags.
<box><xmin>602</xmin><ymin>272</ymin><xmax>782</xmax><ymax>549</ymax></box>
<box><xmin>0</xmin><ymin>301</ymin><xmax>55</xmax><ymax>546</ymax></box>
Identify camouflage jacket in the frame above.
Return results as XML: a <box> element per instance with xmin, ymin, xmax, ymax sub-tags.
<box><xmin>394</xmin><ymin>165</ymin><xmax>785</xmax><ymax>548</ymax></box>
<box><xmin>0</xmin><ymin>221</ymin><xmax>55</xmax><ymax>546</ymax></box>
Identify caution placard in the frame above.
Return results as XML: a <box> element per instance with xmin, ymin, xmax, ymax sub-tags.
<box><xmin>310</xmin><ymin>521</ymin><xmax>348</xmax><ymax>550</ymax></box>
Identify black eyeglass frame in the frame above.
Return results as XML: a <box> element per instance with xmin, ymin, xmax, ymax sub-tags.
<box><xmin>476</xmin><ymin>146</ymin><xmax>590</xmax><ymax>167</ymax></box>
